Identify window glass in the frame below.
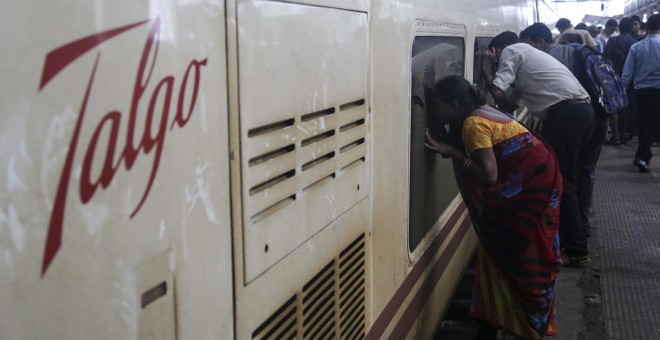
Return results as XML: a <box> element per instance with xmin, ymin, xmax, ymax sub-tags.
<box><xmin>409</xmin><ymin>36</ymin><xmax>464</xmax><ymax>252</ymax></box>
<box><xmin>473</xmin><ymin>37</ymin><xmax>496</xmax><ymax>106</ymax></box>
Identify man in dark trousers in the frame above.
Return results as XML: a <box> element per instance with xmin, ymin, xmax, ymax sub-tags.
<box><xmin>622</xmin><ymin>14</ymin><xmax>660</xmax><ymax>173</ymax></box>
<box><xmin>481</xmin><ymin>31</ymin><xmax>594</xmax><ymax>266</ymax></box>
<box><xmin>521</xmin><ymin>22</ymin><xmax>607</xmax><ymax>246</ymax></box>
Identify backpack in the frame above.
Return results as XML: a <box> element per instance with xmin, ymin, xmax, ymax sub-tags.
<box><xmin>572</xmin><ymin>43</ymin><xmax>628</xmax><ymax>115</ymax></box>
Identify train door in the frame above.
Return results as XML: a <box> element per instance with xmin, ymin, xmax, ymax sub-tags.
<box><xmin>227</xmin><ymin>0</ymin><xmax>371</xmax><ymax>338</ymax></box>
<box><xmin>369</xmin><ymin>15</ymin><xmax>478</xmax><ymax>338</ymax></box>
<box><xmin>403</xmin><ymin>22</ymin><xmax>478</xmax><ymax>338</ymax></box>
<box><xmin>408</xmin><ymin>31</ymin><xmax>464</xmax><ymax>256</ymax></box>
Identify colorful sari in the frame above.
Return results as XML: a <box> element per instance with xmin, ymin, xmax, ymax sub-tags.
<box><xmin>454</xmin><ymin>107</ymin><xmax>563</xmax><ymax>339</ymax></box>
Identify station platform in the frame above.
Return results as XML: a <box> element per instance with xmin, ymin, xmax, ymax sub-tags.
<box><xmin>579</xmin><ymin>140</ymin><xmax>660</xmax><ymax>339</ymax></box>
<box><xmin>434</xmin><ymin>139</ymin><xmax>660</xmax><ymax>339</ymax></box>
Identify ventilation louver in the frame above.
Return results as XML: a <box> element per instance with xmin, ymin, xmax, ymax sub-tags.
<box><xmin>245</xmin><ymin>99</ymin><xmax>367</xmax><ymax>222</ymax></box>
<box><xmin>242</xmin><ymin>98</ymin><xmax>368</xmax><ymax>281</ymax></box>
<box><xmin>252</xmin><ymin>234</ymin><xmax>366</xmax><ymax>340</ymax></box>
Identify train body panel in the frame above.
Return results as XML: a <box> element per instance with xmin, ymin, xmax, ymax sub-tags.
<box><xmin>0</xmin><ymin>1</ymin><xmax>554</xmax><ymax>338</ymax></box>
<box><xmin>1</xmin><ymin>2</ymin><xmax>233</xmax><ymax>339</ymax></box>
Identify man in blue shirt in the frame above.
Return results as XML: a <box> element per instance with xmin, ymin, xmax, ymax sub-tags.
<box><xmin>622</xmin><ymin>14</ymin><xmax>660</xmax><ymax>172</ymax></box>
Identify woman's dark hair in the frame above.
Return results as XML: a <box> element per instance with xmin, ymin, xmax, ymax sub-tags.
<box><xmin>521</xmin><ymin>23</ymin><xmax>553</xmax><ymax>43</ymax></box>
<box><xmin>431</xmin><ymin>75</ymin><xmax>487</xmax><ymax>116</ymax></box>
<box><xmin>619</xmin><ymin>17</ymin><xmax>633</xmax><ymax>34</ymax></box>
<box><xmin>488</xmin><ymin>31</ymin><xmax>520</xmax><ymax>49</ymax></box>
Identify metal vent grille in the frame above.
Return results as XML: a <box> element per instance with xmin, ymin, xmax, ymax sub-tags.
<box><xmin>245</xmin><ymin>99</ymin><xmax>367</xmax><ymax>222</ymax></box>
<box><xmin>242</xmin><ymin>95</ymin><xmax>369</xmax><ymax>282</ymax></box>
<box><xmin>302</xmin><ymin>262</ymin><xmax>336</xmax><ymax>339</ymax></box>
<box><xmin>252</xmin><ymin>234</ymin><xmax>367</xmax><ymax>340</ymax></box>
<box><xmin>252</xmin><ymin>295</ymin><xmax>297</xmax><ymax>340</ymax></box>
<box><xmin>338</xmin><ymin>234</ymin><xmax>366</xmax><ymax>339</ymax></box>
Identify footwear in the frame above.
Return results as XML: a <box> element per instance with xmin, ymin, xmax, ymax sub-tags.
<box><xmin>604</xmin><ymin>138</ymin><xmax>620</xmax><ymax>145</ymax></box>
<box><xmin>562</xmin><ymin>253</ymin><xmax>591</xmax><ymax>268</ymax></box>
<box><xmin>633</xmin><ymin>159</ymin><xmax>651</xmax><ymax>173</ymax></box>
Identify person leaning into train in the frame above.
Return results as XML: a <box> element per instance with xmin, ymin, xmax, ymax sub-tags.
<box><xmin>424</xmin><ymin>75</ymin><xmax>562</xmax><ymax>340</ymax></box>
<box><xmin>480</xmin><ymin>31</ymin><xmax>594</xmax><ymax>269</ymax></box>
<box><xmin>521</xmin><ymin>22</ymin><xmax>607</xmax><ymax>253</ymax></box>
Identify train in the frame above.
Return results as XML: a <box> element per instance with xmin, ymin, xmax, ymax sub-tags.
<box><xmin>0</xmin><ymin>0</ymin><xmax>557</xmax><ymax>338</ymax></box>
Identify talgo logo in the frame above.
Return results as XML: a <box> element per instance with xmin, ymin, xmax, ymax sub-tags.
<box><xmin>38</xmin><ymin>17</ymin><xmax>208</xmax><ymax>276</ymax></box>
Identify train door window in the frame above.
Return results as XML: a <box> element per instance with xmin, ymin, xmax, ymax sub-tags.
<box><xmin>409</xmin><ymin>36</ymin><xmax>464</xmax><ymax>252</ymax></box>
<box><xmin>473</xmin><ymin>37</ymin><xmax>496</xmax><ymax>106</ymax></box>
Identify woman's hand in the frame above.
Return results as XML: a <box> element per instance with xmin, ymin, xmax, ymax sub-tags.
<box><xmin>426</xmin><ymin>130</ymin><xmax>499</xmax><ymax>187</ymax></box>
<box><xmin>425</xmin><ymin>130</ymin><xmax>456</xmax><ymax>157</ymax></box>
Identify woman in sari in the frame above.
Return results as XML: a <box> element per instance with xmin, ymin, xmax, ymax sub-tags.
<box><xmin>425</xmin><ymin>75</ymin><xmax>563</xmax><ymax>339</ymax></box>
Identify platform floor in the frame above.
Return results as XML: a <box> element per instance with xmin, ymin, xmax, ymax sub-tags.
<box><xmin>591</xmin><ymin>140</ymin><xmax>660</xmax><ymax>339</ymax></box>
<box><xmin>553</xmin><ymin>139</ymin><xmax>660</xmax><ymax>340</ymax></box>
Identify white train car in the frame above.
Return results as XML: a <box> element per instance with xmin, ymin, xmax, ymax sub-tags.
<box><xmin>0</xmin><ymin>1</ymin><xmax>553</xmax><ymax>338</ymax></box>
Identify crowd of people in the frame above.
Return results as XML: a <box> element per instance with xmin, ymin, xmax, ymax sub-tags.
<box><xmin>424</xmin><ymin>14</ymin><xmax>660</xmax><ymax>339</ymax></box>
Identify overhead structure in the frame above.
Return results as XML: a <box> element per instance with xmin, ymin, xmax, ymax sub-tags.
<box><xmin>580</xmin><ymin>13</ymin><xmax>625</xmax><ymax>25</ymax></box>
<box><xmin>625</xmin><ymin>0</ymin><xmax>660</xmax><ymax>19</ymax></box>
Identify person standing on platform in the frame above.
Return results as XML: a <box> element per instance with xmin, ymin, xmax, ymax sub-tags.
<box><xmin>481</xmin><ymin>31</ymin><xmax>594</xmax><ymax>266</ymax></box>
<box><xmin>628</xmin><ymin>15</ymin><xmax>644</xmax><ymax>138</ymax></box>
<box><xmin>595</xmin><ymin>19</ymin><xmax>619</xmax><ymax>53</ymax></box>
<box><xmin>575</xmin><ymin>23</ymin><xmax>588</xmax><ymax>30</ymax></box>
<box><xmin>631</xmin><ymin>15</ymin><xmax>644</xmax><ymax>41</ymax></box>
<box><xmin>555</xmin><ymin>17</ymin><xmax>572</xmax><ymax>35</ymax></box>
<box><xmin>425</xmin><ymin>75</ymin><xmax>562</xmax><ymax>339</ymax></box>
<box><xmin>622</xmin><ymin>14</ymin><xmax>660</xmax><ymax>173</ymax></box>
<box><xmin>588</xmin><ymin>25</ymin><xmax>604</xmax><ymax>52</ymax></box>
<box><xmin>603</xmin><ymin>17</ymin><xmax>637</xmax><ymax>145</ymax></box>
<box><xmin>555</xmin><ymin>18</ymin><xmax>599</xmax><ymax>51</ymax></box>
